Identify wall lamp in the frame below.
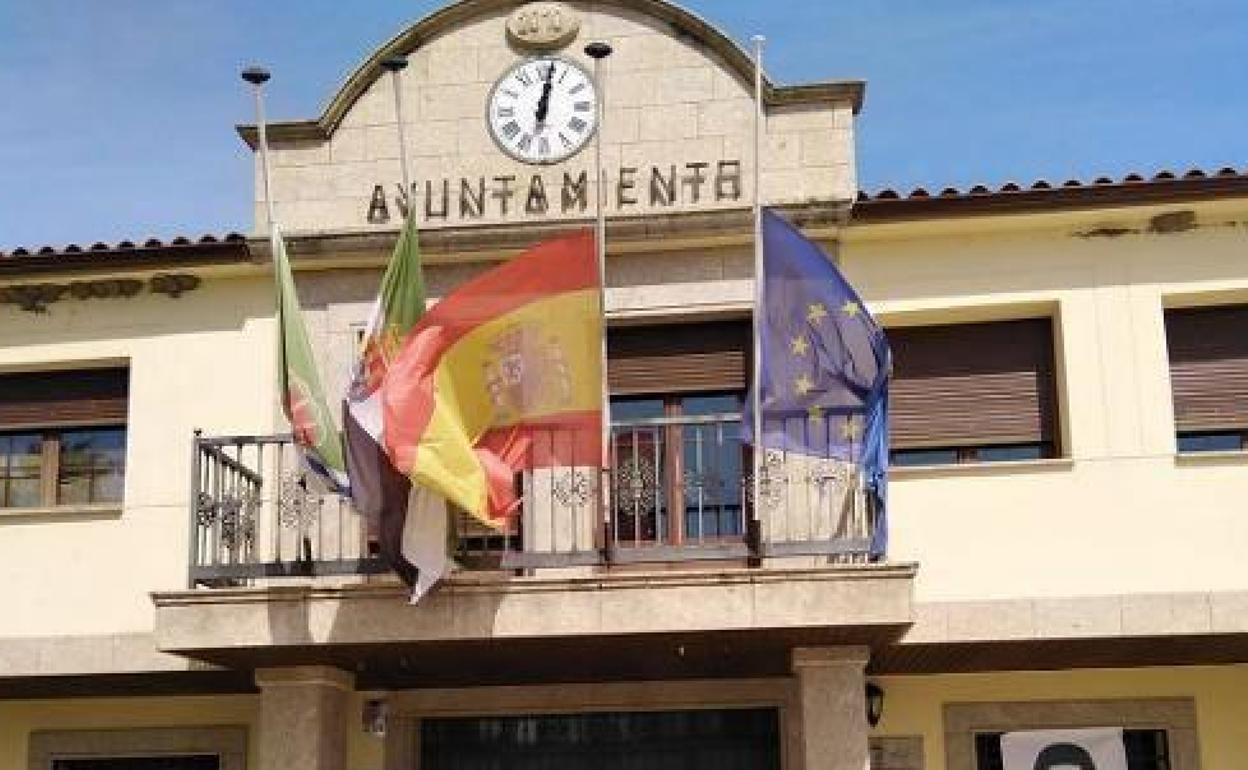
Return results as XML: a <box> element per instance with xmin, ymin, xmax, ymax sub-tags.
<box><xmin>865</xmin><ymin>681</ymin><xmax>885</xmax><ymax>728</ymax></box>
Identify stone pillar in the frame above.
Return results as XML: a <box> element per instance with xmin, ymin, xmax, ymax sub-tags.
<box><xmin>791</xmin><ymin>646</ymin><xmax>871</xmax><ymax>770</ymax></box>
<box><xmin>255</xmin><ymin>665</ymin><xmax>354</xmax><ymax>770</ymax></box>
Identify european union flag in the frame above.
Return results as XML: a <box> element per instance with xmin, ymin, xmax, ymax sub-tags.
<box><xmin>744</xmin><ymin>209</ymin><xmax>892</xmax><ymax>557</ymax></box>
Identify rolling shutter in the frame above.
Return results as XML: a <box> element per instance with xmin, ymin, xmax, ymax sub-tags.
<box><xmin>1165</xmin><ymin>304</ymin><xmax>1248</xmax><ymax>432</ymax></box>
<box><xmin>0</xmin><ymin>368</ymin><xmax>129</xmax><ymax>429</ymax></box>
<box><xmin>888</xmin><ymin>318</ymin><xmax>1058</xmax><ymax>450</ymax></box>
<box><xmin>608</xmin><ymin>320</ymin><xmax>750</xmax><ymax>396</ymax></box>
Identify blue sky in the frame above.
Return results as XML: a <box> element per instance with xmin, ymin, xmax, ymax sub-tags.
<box><xmin>1</xmin><ymin>0</ymin><xmax>1245</xmax><ymax>248</ymax></box>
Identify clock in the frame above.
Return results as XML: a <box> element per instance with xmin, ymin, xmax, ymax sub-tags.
<box><xmin>486</xmin><ymin>57</ymin><xmax>598</xmax><ymax>165</ymax></box>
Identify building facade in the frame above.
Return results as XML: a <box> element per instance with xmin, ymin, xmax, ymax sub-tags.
<box><xmin>1</xmin><ymin>1</ymin><xmax>1246</xmax><ymax>768</ymax></box>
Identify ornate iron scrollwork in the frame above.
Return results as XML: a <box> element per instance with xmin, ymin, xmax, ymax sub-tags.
<box><xmin>278</xmin><ymin>473</ymin><xmax>321</xmax><ymax>529</ymax></box>
<box><xmin>805</xmin><ymin>459</ymin><xmax>853</xmax><ymax>492</ymax></box>
<box><xmin>614</xmin><ymin>457</ymin><xmax>658</xmax><ymax>514</ymax></box>
<box><xmin>195</xmin><ymin>491</ymin><xmax>217</xmax><ymax>527</ymax></box>
<box><xmin>218</xmin><ymin>491</ymin><xmax>259</xmax><ymax>550</ymax></box>
<box><xmin>552</xmin><ymin>469</ymin><xmax>594</xmax><ymax>508</ymax></box>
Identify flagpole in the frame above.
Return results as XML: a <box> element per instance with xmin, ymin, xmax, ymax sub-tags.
<box><xmin>585</xmin><ymin>41</ymin><xmax>613</xmax><ymax>532</ymax></box>
<box><xmin>750</xmin><ymin>36</ymin><xmax>766</xmax><ymax>538</ymax></box>
<box><xmin>242</xmin><ymin>66</ymin><xmax>277</xmax><ymax>233</ymax></box>
<box><xmin>381</xmin><ymin>57</ymin><xmax>414</xmax><ymax>212</ymax></box>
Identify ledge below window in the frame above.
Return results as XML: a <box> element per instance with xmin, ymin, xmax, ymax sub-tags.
<box><xmin>890</xmin><ymin>457</ymin><xmax>1075</xmax><ymax>480</ymax></box>
<box><xmin>0</xmin><ymin>503</ymin><xmax>123</xmax><ymax>520</ymax></box>
<box><xmin>1174</xmin><ymin>449</ymin><xmax>1248</xmax><ymax>466</ymax></box>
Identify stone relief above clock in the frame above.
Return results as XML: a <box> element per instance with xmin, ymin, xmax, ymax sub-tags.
<box><xmin>506</xmin><ymin>2</ymin><xmax>581</xmax><ymax>50</ymax></box>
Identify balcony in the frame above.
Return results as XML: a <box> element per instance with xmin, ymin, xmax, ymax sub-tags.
<box><xmin>188</xmin><ymin>414</ymin><xmax>880</xmax><ymax>587</ymax></box>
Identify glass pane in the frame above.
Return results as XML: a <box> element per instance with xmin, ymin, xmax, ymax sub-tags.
<box><xmin>1177</xmin><ymin>432</ymin><xmax>1242</xmax><ymax>453</ymax></box>
<box><xmin>59</xmin><ymin>428</ymin><xmax>126</xmax><ymax>470</ymax></box>
<box><xmin>93</xmin><ymin>469</ymin><xmax>126</xmax><ymax>503</ymax></box>
<box><xmin>973</xmin><ymin>733</ymin><xmax>1003</xmax><ymax>770</ymax></box>
<box><xmin>57</xmin><ymin>428</ymin><xmax>126</xmax><ymax>505</ymax></box>
<box><xmin>891</xmin><ymin>448</ymin><xmax>958</xmax><ymax>467</ymax></box>
<box><xmin>1124</xmin><ymin>729</ymin><xmax>1170</xmax><ymax>770</ymax></box>
<box><xmin>5</xmin><ymin>477</ymin><xmax>41</xmax><ymax>508</ymax></box>
<box><xmin>977</xmin><ymin>443</ymin><xmax>1046</xmax><ymax>463</ymax></box>
<box><xmin>0</xmin><ymin>433</ymin><xmax>43</xmax><ymax>470</ymax></box>
<box><xmin>683</xmin><ymin>420</ymin><xmax>743</xmax><ymax>540</ymax></box>
<box><xmin>58</xmin><ymin>473</ymin><xmax>92</xmax><ymax>505</ymax></box>
<box><xmin>680</xmin><ymin>392</ymin><xmax>742</xmax><ymax>417</ymax></box>
<box><xmin>610</xmin><ymin>398</ymin><xmax>664</xmax><ymax>422</ymax></box>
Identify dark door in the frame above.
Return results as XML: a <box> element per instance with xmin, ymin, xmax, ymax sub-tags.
<box><xmin>53</xmin><ymin>758</ymin><xmax>219</xmax><ymax>770</ymax></box>
<box><xmin>422</xmin><ymin>708</ymin><xmax>780</xmax><ymax>770</ymax></box>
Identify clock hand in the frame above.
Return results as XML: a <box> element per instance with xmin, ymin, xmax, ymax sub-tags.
<box><xmin>534</xmin><ymin>63</ymin><xmax>555</xmax><ymax>125</ymax></box>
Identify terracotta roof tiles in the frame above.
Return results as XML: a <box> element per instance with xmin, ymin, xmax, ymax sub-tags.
<box><xmin>0</xmin><ymin>233</ymin><xmax>250</xmax><ymax>276</ymax></box>
<box><xmin>854</xmin><ymin>165</ymin><xmax>1248</xmax><ymax>221</ymax></box>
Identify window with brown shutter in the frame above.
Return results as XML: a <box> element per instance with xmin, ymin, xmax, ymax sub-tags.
<box><xmin>888</xmin><ymin>318</ymin><xmax>1060</xmax><ymax>465</ymax></box>
<box><xmin>1165</xmin><ymin>304</ymin><xmax>1248</xmax><ymax>453</ymax></box>
<box><xmin>607</xmin><ymin>321</ymin><xmax>750</xmax><ymax>550</ymax></box>
<box><xmin>608</xmin><ymin>319</ymin><xmax>750</xmax><ymax>397</ymax></box>
<box><xmin>0</xmin><ymin>368</ymin><xmax>128</xmax><ymax>508</ymax></box>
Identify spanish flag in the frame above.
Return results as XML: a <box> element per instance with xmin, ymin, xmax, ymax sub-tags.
<box><xmin>381</xmin><ymin>229</ymin><xmax>603</xmax><ymax>524</ymax></box>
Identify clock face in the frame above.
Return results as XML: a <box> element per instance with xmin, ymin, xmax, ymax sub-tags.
<box><xmin>486</xmin><ymin>57</ymin><xmax>598</xmax><ymax>165</ymax></box>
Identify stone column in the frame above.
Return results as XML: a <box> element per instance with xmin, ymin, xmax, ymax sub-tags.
<box><xmin>791</xmin><ymin>646</ymin><xmax>871</xmax><ymax>770</ymax></box>
<box><xmin>255</xmin><ymin>665</ymin><xmax>354</xmax><ymax>770</ymax></box>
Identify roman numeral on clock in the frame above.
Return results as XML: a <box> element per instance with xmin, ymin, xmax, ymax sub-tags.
<box><xmin>497</xmin><ymin>105</ymin><xmax>514</xmax><ymax>119</ymax></box>
<box><xmin>573</xmin><ymin>101</ymin><xmax>592</xmax><ymax>113</ymax></box>
<box><xmin>559</xmin><ymin>132</ymin><xmax>572</xmax><ymax>148</ymax></box>
<box><xmin>568</xmin><ymin>82</ymin><xmax>586</xmax><ymax>95</ymax></box>
<box><xmin>517</xmin><ymin>133</ymin><xmax>533</xmax><ymax>152</ymax></box>
<box><xmin>538</xmin><ymin>137</ymin><xmax>551</xmax><ymax>157</ymax></box>
<box><xmin>502</xmin><ymin>121</ymin><xmax>521</xmax><ymax>140</ymax></box>
<box><xmin>516</xmin><ymin>69</ymin><xmax>533</xmax><ymax>87</ymax></box>
<box><xmin>568</xmin><ymin>116</ymin><xmax>588</xmax><ymax>133</ymax></box>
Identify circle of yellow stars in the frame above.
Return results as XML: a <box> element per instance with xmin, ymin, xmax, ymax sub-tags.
<box><xmin>788</xmin><ymin>300</ymin><xmax>865</xmax><ymax>432</ymax></box>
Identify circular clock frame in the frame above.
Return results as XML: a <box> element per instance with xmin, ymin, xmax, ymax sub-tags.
<box><xmin>485</xmin><ymin>56</ymin><xmax>599</xmax><ymax>166</ymax></box>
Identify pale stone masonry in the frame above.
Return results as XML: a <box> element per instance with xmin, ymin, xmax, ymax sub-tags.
<box><xmin>256</xmin><ymin>2</ymin><xmax>856</xmax><ymax>233</ymax></box>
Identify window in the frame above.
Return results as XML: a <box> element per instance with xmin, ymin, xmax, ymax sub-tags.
<box><xmin>29</xmin><ymin>727</ymin><xmax>245</xmax><ymax>770</ymax></box>
<box><xmin>944</xmin><ymin>699</ymin><xmax>1198</xmax><ymax>770</ymax></box>
<box><xmin>888</xmin><ymin>318</ymin><xmax>1060</xmax><ymax>465</ymax></box>
<box><xmin>1165</xmin><ymin>304</ymin><xmax>1248</xmax><ymax>453</ymax></box>
<box><xmin>608</xmin><ymin>320</ymin><xmax>749</xmax><ymax>547</ymax></box>
<box><xmin>975</xmin><ymin>730</ymin><xmax>1170</xmax><ymax>770</ymax></box>
<box><xmin>0</xmin><ymin>368</ymin><xmax>128</xmax><ymax>508</ymax></box>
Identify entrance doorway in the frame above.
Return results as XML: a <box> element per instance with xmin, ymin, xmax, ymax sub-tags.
<box><xmin>421</xmin><ymin>708</ymin><xmax>780</xmax><ymax>770</ymax></box>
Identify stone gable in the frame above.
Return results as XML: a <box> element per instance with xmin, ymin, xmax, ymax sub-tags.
<box><xmin>252</xmin><ymin>0</ymin><xmax>859</xmax><ymax>234</ymax></box>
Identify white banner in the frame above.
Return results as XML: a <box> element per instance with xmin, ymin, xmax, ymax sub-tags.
<box><xmin>1000</xmin><ymin>727</ymin><xmax>1128</xmax><ymax>770</ymax></box>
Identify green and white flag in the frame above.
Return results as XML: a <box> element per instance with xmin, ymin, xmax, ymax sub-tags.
<box><xmin>272</xmin><ymin>224</ymin><xmax>349</xmax><ymax>493</ymax></box>
<box><xmin>343</xmin><ymin>210</ymin><xmax>449</xmax><ymax>601</ymax></box>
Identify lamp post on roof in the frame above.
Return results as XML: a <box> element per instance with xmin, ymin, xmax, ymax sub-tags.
<box><xmin>241</xmin><ymin>66</ymin><xmax>276</xmax><ymax>231</ymax></box>
<box><xmin>381</xmin><ymin>56</ymin><xmax>415</xmax><ymax>214</ymax></box>
<box><xmin>584</xmin><ymin>39</ymin><xmax>613</xmax><ymax>537</ymax></box>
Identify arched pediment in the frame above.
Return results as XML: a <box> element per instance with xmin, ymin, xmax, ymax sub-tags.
<box><xmin>242</xmin><ymin>0</ymin><xmax>862</xmax><ymax>235</ymax></box>
<box><xmin>238</xmin><ymin>0</ymin><xmax>863</xmax><ymax>147</ymax></box>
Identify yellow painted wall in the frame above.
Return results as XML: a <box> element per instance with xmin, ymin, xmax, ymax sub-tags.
<box><xmin>0</xmin><ymin>692</ymin><xmax>383</xmax><ymax>770</ymax></box>
<box><xmin>2</xmin><ymin>201</ymin><xmax>1248</xmax><ymax>638</ymax></box>
<box><xmin>871</xmin><ymin>664</ymin><xmax>1248</xmax><ymax>770</ymax></box>
<box><xmin>842</xmin><ymin>206</ymin><xmax>1248</xmax><ymax>602</ymax></box>
<box><xmin>0</xmin><ymin>695</ymin><xmax>259</xmax><ymax>770</ymax></box>
<box><xmin>0</xmin><ymin>275</ymin><xmax>278</xmax><ymax>638</ymax></box>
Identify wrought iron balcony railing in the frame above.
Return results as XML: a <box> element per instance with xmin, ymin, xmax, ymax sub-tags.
<box><xmin>188</xmin><ymin>415</ymin><xmax>877</xmax><ymax>587</ymax></box>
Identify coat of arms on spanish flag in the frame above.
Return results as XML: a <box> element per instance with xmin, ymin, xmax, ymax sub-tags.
<box><xmin>381</xmin><ymin>229</ymin><xmax>603</xmax><ymax>525</ymax></box>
